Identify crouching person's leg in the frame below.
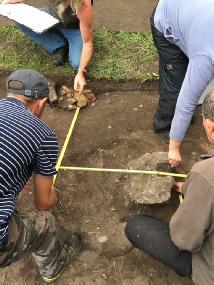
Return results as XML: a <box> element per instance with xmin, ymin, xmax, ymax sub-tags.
<box><xmin>125</xmin><ymin>214</ymin><xmax>192</xmax><ymax>278</ymax></box>
<box><xmin>0</xmin><ymin>210</ymin><xmax>82</xmax><ymax>283</ymax></box>
<box><xmin>27</xmin><ymin>210</ymin><xmax>65</xmax><ymax>279</ymax></box>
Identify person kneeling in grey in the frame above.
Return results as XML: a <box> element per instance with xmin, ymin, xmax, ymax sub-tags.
<box><xmin>125</xmin><ymin>90</ymin><xmax>214</xmax><ymax>285</ymax></box>
<box><xmin>0</xmin><ymin>69</ymin><xmax>81</xmax><ymax>283</ymax></box>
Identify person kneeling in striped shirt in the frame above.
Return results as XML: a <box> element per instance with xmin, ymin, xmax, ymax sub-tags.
<box><xmin>0</xmin><ymin>69</ymin><xmax>81</xmax><ymax>283</ymax></box>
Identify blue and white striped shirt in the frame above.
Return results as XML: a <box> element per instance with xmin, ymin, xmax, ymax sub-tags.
<box><xmin>0</xmin><ymin>97</ymin><xmax>58</xmax><ymax>242</ymax></box>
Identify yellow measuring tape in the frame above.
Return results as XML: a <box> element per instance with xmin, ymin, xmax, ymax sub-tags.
<box><xmin>53</xmin><ymin>105</ymin><xmax>185</xmax><ymax>203</ymax></box>
<box><xmin>59</xmin><ymin>166</ymin><xmax>187</xmax><ymax>178</ymax></box>
<box><xmin>53</xmin><ymin>107</ymin><xmax>80</xmax><ymax>185</ymax></box>
<box><xmin>179</xmin><ymin>194</ymin><xmax>184</xmax><ymax>203</ymax></box>
<box><xmin>60</xmin><ymin>166</ymin><xmax>186</xmax><ymax>203</ymax></box>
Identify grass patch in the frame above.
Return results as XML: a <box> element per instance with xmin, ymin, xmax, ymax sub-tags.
<box><xmin>0</xmin><ymin>26</ymin><xmax>158</xmax><ymax>81</ymax></box>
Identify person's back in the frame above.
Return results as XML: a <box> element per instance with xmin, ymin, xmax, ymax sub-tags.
<box><xmin>154</xmin><ymin>0</ymin><xmax>214</xmax><ymax>58</ymax></box>
<box><xmin>0</xmin><ymin>96</ymin><xmax>57</xmax><ymax>243</ymax></box>
<box><xmin>170</xmin><ymin>152</ymin><xmax>214</xmax><ymax>284</ymax></box>
<box><xmin>0</xmin><ymin>69</ymin><xmax>82</xmax><ymax>283</ymax></box>
<box><xmin>188</xmin><ymin>156</ymin><xmax>214</xmax><ymax>285</ymax></box>
<box><xmin>151</xmin><ymin>0</ymin><xmax>214</xmax><ymax>165</ymax></box>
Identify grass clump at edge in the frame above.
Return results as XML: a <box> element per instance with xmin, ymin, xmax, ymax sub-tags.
<box><xmin>0</xmin><ymin>26</ymin><xmax>158</xmax><ymax>82</ymax></box>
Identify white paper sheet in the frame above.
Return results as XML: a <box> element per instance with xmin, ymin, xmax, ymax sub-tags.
<box><xmin>0</xmin><ymin>3</ymin><xmax>59</xmax><ymax>33</ymax></box>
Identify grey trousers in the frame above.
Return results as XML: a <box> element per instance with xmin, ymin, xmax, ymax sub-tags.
<box><xmin>0</xmin><ymin>210</ymin><xmax>65</xmax><ymax>278</ymax></box>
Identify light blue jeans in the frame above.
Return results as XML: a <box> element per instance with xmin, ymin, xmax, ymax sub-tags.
<box><xmin>15</xmin><ymin>7</ymin><xmax>83</xmax><ymax>70</ymax></box>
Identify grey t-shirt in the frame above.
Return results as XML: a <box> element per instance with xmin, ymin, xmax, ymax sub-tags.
<box><xmin>154</xmin><ymin>0</ymin><xmax>214</xmax><ymax>141</ymax></box>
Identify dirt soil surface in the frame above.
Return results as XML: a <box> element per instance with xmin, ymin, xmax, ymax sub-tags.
<box><xmin>0</xmin><ymin>70</ymin><xmax>212</xmax><ymax>285</ymax></box>
<box><xmin>0</xmin><ymin>1</ymin><xmax>204</xmax><ymax>284</ymax></box>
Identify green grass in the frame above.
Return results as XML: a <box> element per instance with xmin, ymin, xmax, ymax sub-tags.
<box><xmin>0</xmin><ymin>26</ymin><xmax>158</xmax><ymax>82</ymax></box>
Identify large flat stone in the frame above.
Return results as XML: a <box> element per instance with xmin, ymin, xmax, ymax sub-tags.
<box><xmin>124</xmin><ymin>152</ymin><xmax>174</xmax><ymax>204</ymax></box>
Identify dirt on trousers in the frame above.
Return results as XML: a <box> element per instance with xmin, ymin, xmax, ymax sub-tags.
<box><xmin>0</xmin><ymin>70</ymin><xmax>211</xmax><ymax>285</ymax></box>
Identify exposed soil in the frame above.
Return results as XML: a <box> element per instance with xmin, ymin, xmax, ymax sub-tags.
<box><xmin>0</xmin><ymin>69</ymin><xmax>211</xmax><ymax>285</ymax></box>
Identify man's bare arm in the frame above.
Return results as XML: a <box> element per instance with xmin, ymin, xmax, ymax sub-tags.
<box><xmin>34</xmin><ymin>173</ymin><xmax>57</xmax><ymax>211</ymax></box>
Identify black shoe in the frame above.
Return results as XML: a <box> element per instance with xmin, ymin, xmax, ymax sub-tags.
<box><xmin>42</xmin><ymin>232</ymin><xmax>82</xmax><ymax>283</ymax></box>
<box><xmin>53</xmin><ymin>44</ymin><xmax>69</xmax><ymax>66</ymax></box>
<box><xmin>190</xmin><ymin>113</ymin><xmax>196</xmax><ymax>124</ymax></box>
<box><xmin>161</xmin><ymin>131</ymin><xmax>170</xmax><ymax>143</ymax></box>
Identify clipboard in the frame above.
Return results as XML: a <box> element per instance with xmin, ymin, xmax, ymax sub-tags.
<box><xmin>0</xmin><ymin>3</ymin><xmax>59</xmax><ymax>33</ymax></box>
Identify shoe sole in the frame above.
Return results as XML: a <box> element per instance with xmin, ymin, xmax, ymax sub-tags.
<box><xmin>42</xmin><ymin>267</ymin><xmax>67</xmax><ymax>283</ymax></box>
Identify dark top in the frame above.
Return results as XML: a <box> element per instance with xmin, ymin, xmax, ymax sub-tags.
<box><xmin>49</xmin><ymin>0</ymin><xmax>93</xmax><ymax>29</ymax></box>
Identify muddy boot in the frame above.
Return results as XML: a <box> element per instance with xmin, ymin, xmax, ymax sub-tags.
<box><xmin>42</xmin><ymin>232</ymin><xmax>82</xmax><ymax>283</ymax></box>
<box><xmin>52</xmin><ymin>43</ymin><xmax>69</xmax><ymax>66</ymax></box>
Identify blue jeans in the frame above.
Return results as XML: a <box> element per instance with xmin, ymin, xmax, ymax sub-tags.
<box><xmin>15</xmin><ymin>7</ymin><xmax>83</xmax><ymax>70</ymax></box>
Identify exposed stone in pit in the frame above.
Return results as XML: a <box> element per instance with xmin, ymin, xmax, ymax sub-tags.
<box><xmin>124</xmin><ymin>152</ymin><xmax>174</xmax><ymax>204</ymax></box>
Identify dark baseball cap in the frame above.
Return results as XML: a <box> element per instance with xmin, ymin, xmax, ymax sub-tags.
<box><xmin>6</xmin><ymin>69</ymin><xmax>49</xmax><ymax>98</ymax></box>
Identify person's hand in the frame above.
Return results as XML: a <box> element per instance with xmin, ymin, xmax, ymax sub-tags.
<box><xmin>174</xmin><ymin>181</ymin><xmax>184</xmax><ymax>193</ymax></box>
<box><xmin>168</xmin><ymin>138</ymin><xmax>182</xmax><ymax>167</ymax></box>
<box><xmin>74</xmin><ymin>70</ymin><xmax>87</xmax><ymax>93</ymax></box>
<box><xmin>20</xmin><ymin>177</ymin><xmax>32</xmax><ymax>195</ymax></box>
<box><xmin>168</xmin><ymin>147</ymin><xmax>181</xmax><ymax>167</ymax></box>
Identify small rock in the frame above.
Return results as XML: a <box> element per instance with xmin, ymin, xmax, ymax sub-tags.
<box><xmin>98</xmin><ymin>236</ymin><xmax>108</xmax><ymax>243</ymax></box>
<box><xmin>61</xmin><ymin>85</ymin><xmax>70</xmax><ymax>94</ymax></box>
<box><xmin>67</xmin><ymin>104</ymin><xmax>77</xmax><ymax>111</ymax></box>
<box><xmin>48</xmin><ymin>81</ymin><xmax>58</xmax><ymax>103</ymax></box>
<box><xmin>84</xmin><ymin>92</ymin><xmax>97</xmax><ymax>102</ymax></box>
<box><xmin>59</xmin><ymin>87</ymin><xmax>68</xmax><ymax>96</ymax></box>
<box><xmin>74</xmin><ymin>92</ymin><xmax>88</xmax><ymax>108</ymax></box>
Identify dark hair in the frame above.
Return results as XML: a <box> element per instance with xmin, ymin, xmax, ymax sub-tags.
<box><xmin>202</xmin><ymin>90</ymin><xmax>214</xmax><ymax>121</ymax></box>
